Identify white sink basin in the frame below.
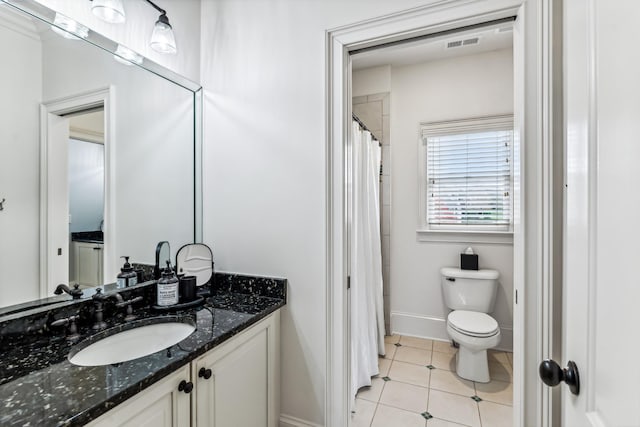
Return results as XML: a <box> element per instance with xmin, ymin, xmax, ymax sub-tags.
<box><xmin>68</xmin><ymin>321</ymin><xmax>196</xmax><ymax>366</ymax></box>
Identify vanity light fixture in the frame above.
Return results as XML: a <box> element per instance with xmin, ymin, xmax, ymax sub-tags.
<box><xmin>114</xmin><ymin>45</ymin><xmax>144</xmax><ymax>66</ymax></box>
<box><xmin>145</xmin><ymin>0</ymin><xmax>177</xmax><ymax>54</ymax></box>
<box><xmin>51</xmin><ymin>13</ymin><xmax>90</xmax><ymax>40</ymax></box>
<box><xmin>91</xmin><ymin>0</ymin><xmax>126</xmax><ymax>24</ymax></box>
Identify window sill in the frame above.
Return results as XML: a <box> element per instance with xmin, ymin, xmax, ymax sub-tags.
<box><xmin>416</xmin><ymin>229</ymin><xmax>513</xmax><ymax>245</ymax></box>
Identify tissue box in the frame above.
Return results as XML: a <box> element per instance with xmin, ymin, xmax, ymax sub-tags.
<box><xmin>460</xmin><ymin>253</ymin><xmax>478</xmax><ymax>270</ymax></box>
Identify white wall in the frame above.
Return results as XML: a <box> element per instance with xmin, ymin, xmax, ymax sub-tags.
<box><xmin>199</xmin><ymin>1</ymin><xmax>438</xmax><ymax>424</ymax></box>
<box><xmin>388</xmin><ymin>49</ymin><xmax>515</xmax><ymax>350</ymax></box>
<box><xmin>0</xmin><ymin>7</ymin><xmax>42</xmax><ymax>306</ymax></box>
<box><xmin>33</xmin><ymin>0</ymin><xmax>201</xmax><ymax>82</ymax></box>
<box><xmin>352</xmin><ymin>65</ymin><xmax>391</xmax><ymax>97</ymax></box>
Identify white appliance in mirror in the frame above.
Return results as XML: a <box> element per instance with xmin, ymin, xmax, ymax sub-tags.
<box><xmin>0</xmin><ymin>0</ymin><xmax>202</xmax><ymax>310</ymax></box>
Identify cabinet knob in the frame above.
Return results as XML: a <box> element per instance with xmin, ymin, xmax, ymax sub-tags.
<box><xmin>178</xmin><ymin>380</ymin><xmax>193</xmax><ymax>394</ymax></box>
<box><xmin>198</xmin><ymin>367</ymin><xmax>212</xmax><ymax>380</ymax></box>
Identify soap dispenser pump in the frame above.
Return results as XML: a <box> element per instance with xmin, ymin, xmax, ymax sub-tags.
<box><xmin>117</xmin><ymin>256</ymin><xmax>138</xmax><ymax>288</ymax></box>
<box><xmin>156</xmin><ymin>260</ymin><xmax>179</xmax><ymax>306</ymax></box>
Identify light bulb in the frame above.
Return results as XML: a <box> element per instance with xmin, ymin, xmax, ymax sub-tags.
<box><xmin>91</xmin><ymin>0</ymin><xmax>126</xmax><ymax>24</ymax></box>
<box><xmin>150</xmin><ymin>14</ymin><xmax>177</xmax><ymax>54</ymax></box>
<box><xmin>114</xmin><ymin>45</ymin><xmax>143</xmax><ymax>66</ymax></box>
<box><xmin>51</xmin><ymin>13</ymin><xmax>89</xmax><ymax>40</ymax></box>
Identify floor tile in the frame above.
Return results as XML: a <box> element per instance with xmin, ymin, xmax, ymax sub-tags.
<box><xmin>427</xmin><ymin>418</ymin><xmax>470</xmax><ymax>426</ymax></box>
<box><xmin>379</xmin><ymin>379</ymin><xmax>429</xmax><ymax>413</ymax></box>
<box><xmin>474</xmin><ymin>380</ymin><xmax>512</xmax><ymax>406</ymax></box>
<box><xmin>433</xmin><ymin>340</ymin><xmax>457</xmax><ymax>354</ymax></box>
<box><xmin>388</xmin><ymin>361</ymin><xmax>431</xmax><ymax>387</ymax></box>
<box><xmin>478</xmin><ymin>401</ymin><xmax>512</xmax><ymax>427</ymax></box>
<box><xmin>431</xmin><ymin>351</ymin><xmax>456</xmax><ymax>371</ymax></box>
<box><xmin>352</xmin><ymin>398</ymin><xmax>377</xmax><ymax>427</ymax></box>
<box><xmin>357</xmin><ymin>377</ymin><xmax>385</xmax><ymax>402</ymax></box>
<box><xmin>488</xmin><ymin>350</ymin><xmax>511</xmax><ymax>368</ymax></box>
<box><xmin>384</xmin><ymin>342</ymin><xmax>397</xmax><ymax>359</ymax></box>
<box><xmin>371</xmin><ymin>403</ymin><xmax>427</xmax><ymax>427</ymax></box>
<box><xmin>506</xmin><ymin>351</ymin><xmax>513</xmax><ymax>367</ymax></box>
<box><xmin>429</xmin><ymin>368</ymin><xmax>475</xmax><ymax>397</ymax></box>
<box><xmin>427</xmin><ymin>390</ymin><xmax>481</xmax><ymax>427</ymax></box>
<box><xmin>400</xmin><ymin>336</ymin><xmax>434</xmax><ymax>350</ymax></box>
<box><xmin>395</xmin><ymin>346</ymin><xmax>432</xmax><ymax>365</ymax></box>
<box><xmin>489</xmin><ymin>361</ymin><xmax>512</xmax><ymax>383</ymax></box>
<box><xmin>378</xmin><ymin>357</ymin><xmax>391</xmax><ymax>377</ymax></box>
<box><xmin>385</xmin><ymin>334</ymin><xmax>401</xmax><ymax>344</ymax></box>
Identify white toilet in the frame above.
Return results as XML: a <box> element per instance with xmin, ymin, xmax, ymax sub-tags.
<box><xmin>441</xmin><ymin>267</ymin><xmax>501</xmax><ymax>383</ymax></box>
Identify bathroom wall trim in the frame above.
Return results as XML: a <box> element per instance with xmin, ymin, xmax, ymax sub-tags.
<box><xmin>0</xmin><ymin>3</ymin><xmax>39</xmax><ymax>41</ymax></box>
<box><xmin>390</xmin><ymin>311</ymin><xmax>514</xmax><ymax>352</ymax></box>
<box><xmin>279</xmin><ymin>414</ymin><xmax>323</xmax><ymax>427</ymax></box>
<box><xmin>327</xmin><ymin>0</ymin><xmax>557</xmax><ymax>426</ymax></box>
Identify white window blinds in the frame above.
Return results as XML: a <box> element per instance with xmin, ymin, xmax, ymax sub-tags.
<box><xmin>423</xmin><ymin>118</ymin><xmax>513</xmax><ymax>229</ymax></box>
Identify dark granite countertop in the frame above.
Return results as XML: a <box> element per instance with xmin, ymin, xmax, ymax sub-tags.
<box><xmin>70</xmin><ymin>231</ymin><xmax>104</xmax><ymax>244</ymax></box>
<box><xmin>0</xmin><ymin>273</ymin><xmax>286</xmax><ymax>426</ymax></box>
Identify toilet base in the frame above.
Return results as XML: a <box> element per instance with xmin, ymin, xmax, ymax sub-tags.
<box><xmin>456</xmin><ymin>346</ymin><xmax>490</xmax><ymax>383</ymax></box>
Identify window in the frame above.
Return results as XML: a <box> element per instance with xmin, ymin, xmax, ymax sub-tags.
<box><xmin>419</xmin><ymin>115</ymin><xmax>514</xmax><ymax>234</ymax></box>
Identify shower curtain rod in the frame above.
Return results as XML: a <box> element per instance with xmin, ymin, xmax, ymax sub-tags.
<box><xmin>352</xmin><ymin>113</ymin><xmax>382</xmax><ymax>146</ymax></box>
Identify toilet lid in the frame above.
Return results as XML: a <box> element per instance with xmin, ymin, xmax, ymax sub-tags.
<box><xmin>448</xmin><ymin>310</ymin><xmax>499</xmax><ymax>337</ymax></box>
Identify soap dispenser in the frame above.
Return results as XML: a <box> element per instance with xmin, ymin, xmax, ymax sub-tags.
<box><xmin>156</xmin><ymin>260</ymin><xmax>179</xmax><ymax>306</ymax></box>
<box><xmin>117</xmin><ymin>256</ymin><xmax>138</xmax><ymax>288</ymax></box>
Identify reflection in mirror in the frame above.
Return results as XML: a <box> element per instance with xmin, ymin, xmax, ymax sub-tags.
<box><xmin>0</xmin><ymin>0</ymin><xmax>201</xmax><ymax>311</ymax></box>
<box><xmin>155</xmin><ymin>241</ymin><xmax>171</xmax><ymax>280</ymax></box>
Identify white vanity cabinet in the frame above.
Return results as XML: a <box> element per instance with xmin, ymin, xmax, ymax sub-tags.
<box><xmin>86</xmin><ymin>365</ymin><xmax>191</xmax><ymax>427</ymax></box>
<box><xmin>86</xmin><ymin>311</ymin><xmax>280</xmax><ymax>427</ymax></box>
<box><xmin>73</xmin><ymin>241</ymin><xmax>104</xmax><ymax>287</ymax></box>
<box><xmin>193</xmin><ymin>311</ymin><xmax>280</xmax><ymax>427</ymax></box>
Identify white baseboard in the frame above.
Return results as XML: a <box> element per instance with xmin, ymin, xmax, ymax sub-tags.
<box><xmin>390</xmin><ymin>311</ymin><xmax>513</xmax><ymax>352</ymax></box>
<box><xmin>280</xmin><ymin>414</ymin><xmax>323</xmax><ymax>427</ymax></box>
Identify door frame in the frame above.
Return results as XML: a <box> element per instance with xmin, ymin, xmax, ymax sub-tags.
<box><xmin>325</xmin><ymin>0</ymin><xmax>562</xmax><ymax>425</ymax></box>
<box><xmin>40</xmin><ymin>86</ymin><xmax>115</xmax><ymax>297</ymax></box>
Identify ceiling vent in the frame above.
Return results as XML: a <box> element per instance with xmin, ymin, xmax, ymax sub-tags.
<box><xmin>497</xmin><ymin>26</ymin><xmax>514</xmax><ymax>33</ymax></box>
<box><xmin>446</xmin><ymin>37</ymin><xmax>480</xmax><ymax>49</ymax></box>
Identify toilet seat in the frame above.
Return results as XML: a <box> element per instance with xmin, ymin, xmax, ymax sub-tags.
<box><xmin>447</xmin><ymin>310</ymin><xmax>499</xmax><ymax>338</ymax></box>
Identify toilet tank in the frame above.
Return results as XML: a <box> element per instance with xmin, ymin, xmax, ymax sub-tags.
<box><xmin>440</xmin><ymin>267</ymin><xmax>499</xmax><ymax>313</ymax></box>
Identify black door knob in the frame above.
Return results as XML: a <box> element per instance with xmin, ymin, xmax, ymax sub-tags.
<box><xmin>539</xmin><ymin>359</ymin><xmax>580</xmax><ymax>395</ymax></box>
<box><xmin>178</xmin><ymin>380</ymin><xmax>193</xmax><ymax>394</ymax></box>
<box><xmin>198</xmin><ymin>367</ymin><xmax>212</xmax><ymax>380</ymax></box>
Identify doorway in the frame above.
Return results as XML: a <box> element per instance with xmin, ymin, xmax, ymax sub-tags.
<box><xmin>40</xmin><ymin>87</ymin><xmax>114</xmax><ymax>298</ymax></box>
<box><xmin>349</xmin><ymin>19</ymin><xmax>516</xmax><ymax>426</ymax></box>
<box><xmin>325</xmin><ymin>0</ymin><xmax>560</xmax><ymax>425</ymax></box>
<box><xmin>67</xmin><ymin>108</ymin><xmax>105</xmax><ymax>288</ymax></box>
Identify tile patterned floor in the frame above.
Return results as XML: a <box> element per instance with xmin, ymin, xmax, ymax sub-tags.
<box><xmin>352</xmin><ymin>335</ymin><xmax>513</xmax><ymax>427</ymax></box>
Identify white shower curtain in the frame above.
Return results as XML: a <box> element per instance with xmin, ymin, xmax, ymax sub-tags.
<box><xmin>350</xmin><ymin>121</ymin><xmax>386</xmax><ymax>401</ymax></box>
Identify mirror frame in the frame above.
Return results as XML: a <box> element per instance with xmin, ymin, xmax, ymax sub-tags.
<box><xmin>0</xmin><ymin>0</ymin><xmax>203</xmax><ymax>317</ymax></box>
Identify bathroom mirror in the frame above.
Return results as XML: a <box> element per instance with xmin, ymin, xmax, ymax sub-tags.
<box><xmin>0</xmin><ymin>0</ymin><xmax>202</xmax><ymax>312</ymax></box>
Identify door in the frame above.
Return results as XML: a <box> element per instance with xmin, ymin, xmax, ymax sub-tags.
<box><xmin>75</xmin><ymin>242</ymin><xmax>103</xmax><ymax>287</ymax></box>
<box><xmin>47</xmin><ymin>113</ymin><xmax>70</xmax><ymax>295</ymax></box>
<box><xmin>195</xmin><ymin>327</ymin><xmax>269</xmax><ymax>427</ymax></box>
<box><xmin>86</xmin><ymin>366</ymin><xmax>191</xmax><ymax>427</ymax></box>
<box><xmin>560</xmin><ymin>0</ymin><xmax>640</xmax><ymax>425</ymax></box>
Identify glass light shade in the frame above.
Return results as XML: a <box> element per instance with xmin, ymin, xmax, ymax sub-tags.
<box><xmin>91</xmin><ymin>0</ymin><xmax>126</xmax><ymax>24</ymax></box>
<box><xmin>51</xmin><ymin>13</ymin><xmax>89</xmax><ymax>40</ymax></box>
<box><xmin>114</xmin><ymin>45</ymin><xmax>144</xmax><ymax>66</ymax></box>
<box><xmin>150</xmin><ymin>18</ymin><xmax>177</xmax><ymax>54</ymax></box>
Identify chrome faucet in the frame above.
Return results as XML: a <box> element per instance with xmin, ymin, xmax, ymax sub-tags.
<box><xmin>54</xmin><ymin>284</ymin><xmax>84</xmax><ymax>299</ymax></box>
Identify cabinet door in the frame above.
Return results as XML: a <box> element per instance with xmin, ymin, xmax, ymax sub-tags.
<box><xmin>76</xmin><ymin>242</ymin><xmax>103</xmax><ymax>286</ymax></box>
<box><xmin>86</xmin><ymin>366</ymin><xmax>191</xmax><ymax>427</ymax></box>
<box><xmin>195</xmin><ymin>312</ymin><xmax>279</xmax><ymax>427</ymax></box>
